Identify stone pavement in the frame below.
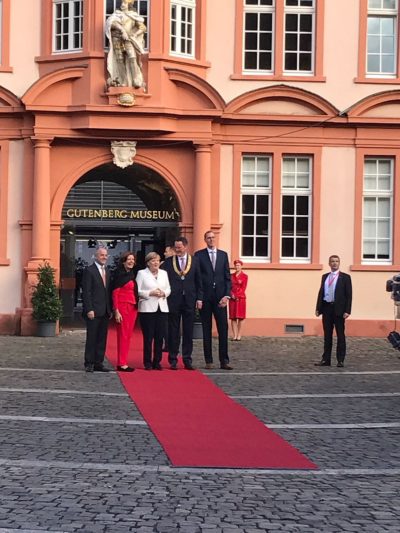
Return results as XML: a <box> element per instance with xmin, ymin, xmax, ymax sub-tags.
<box><xmin>0</xmin><ymin>331</ymin><xmax>400</xmax><ymax>532</ymax></box>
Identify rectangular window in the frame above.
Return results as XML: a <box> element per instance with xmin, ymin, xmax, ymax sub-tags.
<box><xmin>240</xmin><ymin>155</ymin><xmax>271</xmax><ymax>259</ymax></box>
<box><xmin>0</xmin><ymin>0</ymin><xmax>2</xmax><ymax>63</ymax></box>
<box><xmin>243</xmin><ymin>0</ymin><xmax>274</xmax><ymax>73</ymax></box>
<box><xmin>281</xmin><ymin>156</ymin><xmax>312</xmax><ymax>261</ymax></box>
<box><xmin>367</xmin><ymin>0</ymin><xmax>397</xmax><ymax>76</ymax></box>
<box><xmin>362</xmin><ymin>157</ymin><xmax>393</xmax><ymax>262</ymax></box>
<box><xmin>171</xmin><ymin>0</ymin><xmax>195</xmax><ymax>57</ymax></box>
<box><xmin>105</xmin><ymin>0</ymin><xmax>149</xmax><ymax>50</ymax></box>
<box><xmin>241</xmin><ymin>0</ymin><xmax>317</xmax><ymax>76</ymax></box>
<box><xmin>284</xmin><ymin>0</ymin><xmax>315</xmax><ymax>73</ymax></box>
<box><xmin>53</xmin><ymin>0</ymin><xmax>83</xmax><ymax>53</ymax></box>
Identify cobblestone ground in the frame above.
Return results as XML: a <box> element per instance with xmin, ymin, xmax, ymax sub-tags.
<box><xmin>0</xmin><ymin>330</ymin><xmax>399</xmax><ymax>532</ymax></box>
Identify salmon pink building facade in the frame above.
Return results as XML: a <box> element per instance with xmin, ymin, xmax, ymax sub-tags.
<box><xmin>0</xmin><ymin>0</ymin><xmax>399</xmax><ymax>336</ymax></box>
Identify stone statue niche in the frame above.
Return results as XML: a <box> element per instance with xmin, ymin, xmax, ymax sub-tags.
<box><xmin>105</xmin><ymin>0</ymin><xmax>147</xmax><ymax>89</ymax></box>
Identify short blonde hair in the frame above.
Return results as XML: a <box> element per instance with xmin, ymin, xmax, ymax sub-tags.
<box><xmin>145</xmin><ymin>252</ymin><xmax>160</xmax><ymax>264</ymax></box>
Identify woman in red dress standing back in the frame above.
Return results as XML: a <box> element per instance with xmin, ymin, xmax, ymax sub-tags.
<box><xmin>229</xmin><ymin>259</ymin><xmax>248</xmax><ymax>341</ymax></box>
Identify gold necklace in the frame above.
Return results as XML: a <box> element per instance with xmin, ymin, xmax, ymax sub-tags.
<box><xmin>173</xmin><ymin>255</ymin><xmax>192</xmax><ymax>280</ymax></box>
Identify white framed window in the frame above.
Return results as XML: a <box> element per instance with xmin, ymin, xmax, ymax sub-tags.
<box><xmin>53</xmin><ymin>0</ymin><xmax>83</xmax><ymax>53</ymax></box>
<box><xmin>367</xmin><ymin>0</ymin><xmax>397</xmax><ymax>76</ymax></box>
<box><xmin>240</xmin><ymin>155</ymin><xmax>271</xmax><ymax>260</ymax></box>
<box><xmin>362</xmin><ymin>157</ymin><xmax>393</xmax><ymax>263</ymax></box>
<box><xmin>243</xmin><ymin>0</ymin><xmax>275</xmax><ymax>73</ymax></box>
<box><xmin>0</xmin><ymin>0</ymin><xmax>2</xmax><ymax>62</ymax></box>
<box><xmin>170</xmin><ymin>0</ymin><xmax>195</xmax><ymax>57</ymax></box>
<box><xmin>105</xmin><ymin>0</ymin><xmax>149</xmax><ymax>50</ymax></box>
<box><xmin>281</xmin><ymin>156</ymin><xmax>312</xmax><ymax>261</ymax></box>
<box><xmin>284</xmin><ymin>0</ymin><xmax>315</xmax><ymax>74</ymax></box>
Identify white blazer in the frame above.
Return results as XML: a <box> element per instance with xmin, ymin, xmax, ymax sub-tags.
<box><xmin>136</xmin><ymin>268</ymin><xmax>171</xmax><ymax>313</ymax></box>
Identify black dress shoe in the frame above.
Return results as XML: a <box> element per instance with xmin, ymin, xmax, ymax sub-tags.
<box><xmin>220</xmin><ymin>364</ymin><xmax>233</xmax><ymax>370</ymax></box>
<box><xmin>85</xmin><ymin>364</ymin><xmax>94</xmax><ymax>373</ymax></box>
<box><xmin>144</xmin><ymin>366</ymin><xmax>152</xmax><ymax>370</ymax></box>
<box><xmin>117</xmin><ymin>366</ymin><xmax>135</xmax><ymax>372</ymax></box>
<box><xmin>153</xmin><ymin>364</ymin><xmax>163</xmax><ymax>370</ymax></box>
<box><xmin>337</xmin><ymin>361</ymin><xmax>344</xmax><ymax>368</ymax></box>
<box><xmin>170</xmin><ymin>364</ymin><xmax>177</xmax><ymax>370</ymax></box>
<box><xmin>184</xmin><ymin>365</ymin><xmax>195</xmax><ymax>370</ymax></box>
<box><xmin>314</xmin><ymin>360</ymin><xmax>331</xmax><ymax>366</ymax></box>
<box><xmin>94</xmin><ymin>365</ymin><xmax>110</xmax><ymax>372</ymax></box>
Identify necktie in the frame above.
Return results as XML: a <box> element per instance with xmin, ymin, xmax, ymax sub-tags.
<box><xmin>211</xmin><ymin>250</ymin><xmax>216</xmax><ymax>270</ymax></box>
<box><xmin>328</xmin><ymin>273</ymin><xmax>335</xmax><ymax>302</ymax></box>
<box><xmin>179</xmin><ymin>256</ymin><xmax>185</xmax><ymax>271</ymax></box>
<box><xmin>101</xmin><ymin>266</ymin><xmax>106</xmax><ymax>286</ymax></box>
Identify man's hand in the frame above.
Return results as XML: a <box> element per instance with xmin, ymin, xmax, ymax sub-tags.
<box><xmin>343</xmin><ymin>313</ymin><xmax>350</xmax><ymax>319</ymax></box>
<box><xmin>219</xmin><ymin>296</ymin><xmax>229</xmax><ymax>308</ymax></box>
<box><xmin>196</xmin><ymin>300</ymin><xmax>203</xmax><ymax>310</ymax></box>
<box><xmin>87</xmin><ymin>311</ymin><xmax>95</xmax><ymax>320</ymax></box>
<box><xmin>315</xmin><ymin>310</ymin><xmax>320</xmax><ymax>317</ymax></box>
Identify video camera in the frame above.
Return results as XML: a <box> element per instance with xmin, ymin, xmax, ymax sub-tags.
<box><xmin>386</xmin><ymin>273</ymin><xmax>400</xmax><ymax>303</ymax></box>
<box><xmin>386</xmin><ymin>274</ymin><xmax>400</xmax><ymax>350</ymax></box>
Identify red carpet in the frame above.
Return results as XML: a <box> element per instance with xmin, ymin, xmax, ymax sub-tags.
<box><xmin>106</xmin><ymin>326</ymin><xmax>317</xmax><ymax>469</ymax></box>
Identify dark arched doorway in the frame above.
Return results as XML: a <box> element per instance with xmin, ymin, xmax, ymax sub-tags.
<box><xmin>60</xmin><ymin>162</ymin><xmax>181</xmax><ymax>325</ymax></box>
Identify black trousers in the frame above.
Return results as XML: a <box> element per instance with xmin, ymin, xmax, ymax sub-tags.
<box><xmin>200</xmin><ymin>293</ymin><xmax>229</xmax><ymax>365</ymax></box>
<box><xmin>139</xmin><ymin>309</ymin><xmax>167</xmax><ymax>368</ymax></box>
<box><xmin>168</xmin><ymin>296</ymin><xmax>195</xmax><ymax>367</ymax></box>
<box><xmin>84</xmin><ymin>315</ymin><xmax>109</xmax><ymax>367</ymax></box>
<box><xmin>322</xmin><ymin>302</ymin><xmax>346</xmax><ymax>362</ymax></box>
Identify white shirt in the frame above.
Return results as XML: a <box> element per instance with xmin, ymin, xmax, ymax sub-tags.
<box><xmin>324</xmin><ymin>270</ymin><xmax>340</xmax><ymax>302</ymax></box>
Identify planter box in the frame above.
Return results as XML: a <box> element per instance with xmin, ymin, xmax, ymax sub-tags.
<box><xmin>193</xmin><ymin>321</ymin><xmax>203</xmax><ymax>340</ymax></box>
<box><xmin>36</xmin><ymin>321</ymin><xmax>57</xmax><ymax>337</ymax></box>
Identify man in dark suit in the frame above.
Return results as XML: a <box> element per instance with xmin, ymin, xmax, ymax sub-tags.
<box><xmin>195</xmin><ymin>230</ymin><xmax>232</xmax><ymax>370</ymax></box>
<box><xmin>315</xmin><ymin>254</ymin><xmax>352</xmax><ymax>368</ymax></box>
<box><xmin>82</xmin><ymin>246</ymin><xmax>112</xmax><ymax>372</ymax></box>
<box><xmin>162</xmin><ymin>236</ymin><xmax>203</xmax><ymax>370</ymax></box>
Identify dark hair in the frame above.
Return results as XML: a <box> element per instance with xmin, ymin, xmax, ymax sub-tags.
<box><xmin>118</xmin><ymin>251</ymin><xmax>135</xmax><ymax>266</ymax></box>
<box><xmin>175</xmin><ymin>236</ymin><xmax>188</xmax><ymax>246</ymax></box>
<box><xmin>328</xmin><ymin>254</ymin><xmax>340</xmax><ymax>262</ymax></box>
<box><xmin>204</xmin><ymin>230</ymin><xmax>214</xmax><ymax>239</ymax></box>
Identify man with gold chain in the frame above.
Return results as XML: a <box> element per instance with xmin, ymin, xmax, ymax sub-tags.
<box><xmin>162</xmin><ymin>236</ymin><xmax>203</xmax><ymax>370</ymax></box>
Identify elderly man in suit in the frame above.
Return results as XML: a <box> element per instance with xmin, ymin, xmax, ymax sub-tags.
<box><xmin>162</xmin><ymin>236</ymin><xmax>203</xmax><ymax>370</ymax></box>
<box><xmin>195</xmin><ymin>230</ymin><xmax>233</xmax><ymax>370</ymax></box>
<box><xmin>315</xmin><ymin>254</ymin><xmax>352</xmax><ymax>368</ymax></box>
<box><xmin>82</xmin><ymin>246</ymin><xmax>112</xmax><ymax>373</ymax></box>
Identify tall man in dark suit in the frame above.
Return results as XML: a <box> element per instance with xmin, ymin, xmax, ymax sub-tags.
<box><xmin>315</xmin><ymin>255</ymin><xmax>352</xmax><ymax>368</ymax></box>
<box><xmin>162</xmin><ymin>236</ymin><xmax>203</xmax><ymax>370</ymax></box>
<box><xmin>195</xmin><ymin>230</ymin><xmax>232</xmax><ymax>370</ymax></box>
<box><xmin>82</xmin><ymin>246</ymin><xmax>112</xmax><ymax>373</ymax></box>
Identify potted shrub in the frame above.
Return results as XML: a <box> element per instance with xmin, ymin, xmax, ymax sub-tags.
<box><xmin>31</xmin><ymin>263</ymin><xmax>63</xmax><ymax>337</ymax></box>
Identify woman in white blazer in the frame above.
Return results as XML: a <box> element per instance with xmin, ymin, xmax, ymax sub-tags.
<box><xmin>136</xmin><ymin>252</ymin><xmax>171</xmax><ymax>370</ymax></box>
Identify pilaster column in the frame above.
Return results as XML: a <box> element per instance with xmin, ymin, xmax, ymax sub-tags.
<box><xmin>31</xmin><ymin>137</ymin><xmax>52</xmax><ymax>260</ymax></box>
<box><xmin>193</xmin><ymin>144</ymin><xmax>212</xmax><ymax>252</ymax></box>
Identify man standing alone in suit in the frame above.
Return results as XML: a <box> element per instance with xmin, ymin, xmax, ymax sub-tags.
<box><xmin>82</xmin><ymin>246</ymin><xmax>112</xmax><ymax>373</ymax></box>
<box><xmin>162</xmin><ymin>236</ymin><xmax>203</xmax><ymax>370</ymax></box>
<box><xmin>315</xmin><ymin>255</ymin><xmax>352</xmax><ymax>368</ymax></box>
<box><xmin>195</xmin><ymin>230</ymin><xmax>232</xmax><ymax>370</ymax></box>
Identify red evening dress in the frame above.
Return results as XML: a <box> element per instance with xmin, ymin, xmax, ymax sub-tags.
<box><xmin>112</xmin><ymin>280</ymin><xmax>138</xmax><ymax>367</ymax></box>
<box><xmin>229</xmin><ymin>272</ymin><xmax>248</xmax><ymax>320</ymax></box>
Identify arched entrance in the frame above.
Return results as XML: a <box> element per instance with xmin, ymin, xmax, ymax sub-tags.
<box><xmin>60</xmin><ymin>162</ymin><xmax>181</xmax><ymax>325</ymax></box>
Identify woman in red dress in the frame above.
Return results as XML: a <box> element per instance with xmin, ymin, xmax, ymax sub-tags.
<box><xmin>112</xmin><ymin>251</ymin><xmax>138</xmax><ymax>372</ymax></box>
<box><xmin>229</xmin><ymin>259</ymin><xmax>248</xmax><ymax>341</ymax></box>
